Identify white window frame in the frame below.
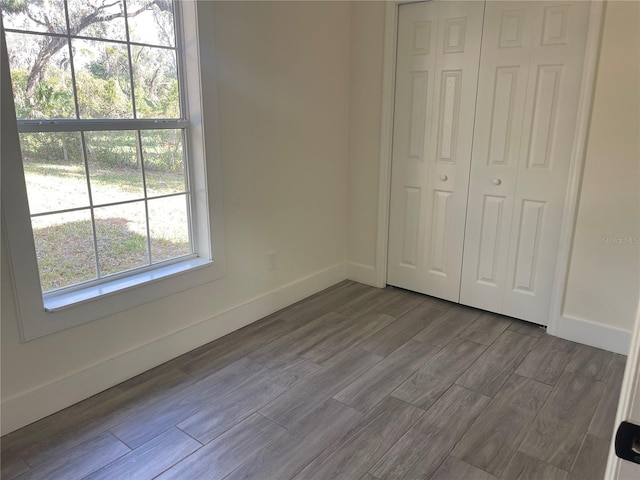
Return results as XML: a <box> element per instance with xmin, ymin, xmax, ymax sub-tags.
<box><xmin>1</xmin><ymin>0</ymin><xmax>226</xmax><ymax>341</ymax></box>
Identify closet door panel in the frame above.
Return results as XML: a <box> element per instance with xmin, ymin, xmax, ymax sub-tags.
<box><xmin>388</xmin><ymin>2</ymin><xmax>438</xmax><ymax>292</ymax></box>
<box><xmin>459</xmin><ymin>1</ymin><xmax>533</xmax><ymax>312</ymax></box>
<box><xmin>388</xmin><ymin>1</ymin><xmax>484</xmax><ymax>301</ymax></box>
<box><xmin>461</xmin><ymin>0</ymin><xmax>590</xmax><ymax>324</ymax></box>
<box><xmin>502</xmin><ymin>0</ymin><xmax>591</xmax><ymax>323</ymax></box>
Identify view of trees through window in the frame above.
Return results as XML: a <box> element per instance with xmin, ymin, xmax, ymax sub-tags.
<box><xmin>2</xmin><ymin>0</ymin><xmax>193</xmax><ymax>293</ymax></box>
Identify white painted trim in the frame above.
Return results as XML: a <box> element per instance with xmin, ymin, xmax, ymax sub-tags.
<box><xmin>547</xmin><ymin>0</ymin><xmax>606</xmax><ymax>337</ymax></box>
<box><xmin>554</xmin><ymin>314</ymin><xmax>631</xmax><ymax>356</ymax></box>
<box><xmin>605</xmin><ymin>300</ymin><xmax>640</xmax><ymax>479</ymax></box>
<box><xmin>347</xmin><ymin>262</ymin><xmax>378</xmax><ymax>287</ymax></box>
<box><xmin>374</xmin><ymin>1</ymin><xmax>399</xmax><ymax>289</ymax></box>
<box><xmin>0</xmin><ymin>262</ymin><xmax>347</xmax><ymax>435</ymax></box>
<box><xmin>375</xmin><ymin>1</ymin><xmax>608</xmax><ymax>347</ymax></box>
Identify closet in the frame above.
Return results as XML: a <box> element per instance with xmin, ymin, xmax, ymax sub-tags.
<box><xmin>387</xmin><ymin>0</ymin><xmax>591</xmax><ymax>325</ymax></box>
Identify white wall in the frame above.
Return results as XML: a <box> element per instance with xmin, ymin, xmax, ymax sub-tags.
<box><xmin>344</xmin><ymin>1</ymin><xmax>640</xmax><ymax>351</ymax></box>
<box><xmin>562</xmin><ymin>0</ymin><xmax>640</xmax><ymax>333</ymax></box>
<box><xmin>1</xmin><ymin>1</ymin><xmax>351</xmax><ymax>434</ymax></box>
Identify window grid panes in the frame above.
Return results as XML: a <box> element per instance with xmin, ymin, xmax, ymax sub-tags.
<box><xmin>2</xmin><ymin>0</ymin><xmax>193</xmax><ymax>294</ymax></box>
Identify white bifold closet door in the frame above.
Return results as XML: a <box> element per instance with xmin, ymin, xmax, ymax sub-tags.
<box><xmin>460</xmin><ymin>1</ymin><xmax>590</xmax><ymax>324</ymax></box>
<box><xmin>387</xmin><ymin>0</ymin><xmax>484</xmax><ymax>302</ymax></box>
<box><xmin>388</xmin><ymin>0</ymin><xmax>591</xmax><ymax>325</ymax></box>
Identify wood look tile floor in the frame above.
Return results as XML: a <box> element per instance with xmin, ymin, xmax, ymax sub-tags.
<box><xmin>1</xmin><ymin>281</ymin><xmax>625</xmax><ymax>480</ymax></box>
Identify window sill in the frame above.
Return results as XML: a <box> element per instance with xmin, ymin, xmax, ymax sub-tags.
<box><xmin>12</xmin><ymin>255</ymin><xmax>225</xmax><ymax>341</ymax></box>
<box><xmin>44</xmin><ymin>257</ymin><xmax>212</xmax><ymax>312</ymax></box>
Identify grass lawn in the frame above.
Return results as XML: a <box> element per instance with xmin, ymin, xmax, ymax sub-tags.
<box><xmin>24</xmin><ymin>158</ymin><xmax>191</xmax><ymax>292</ymax></box>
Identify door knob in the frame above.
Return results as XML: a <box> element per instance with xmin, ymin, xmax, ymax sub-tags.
<box><xmin>615</xmin><ymin>421</ymin><xmax>640</xmax><ymax>464</ymax></box>
<box><xmin>493</xmin><ymin>178</ymin><xmax>502</xmax><ymax>185</ymax></box>
<box><xmin>440</xmin><ymin>175</ymin><xmax>448</xmax><ymax>182</ymax></box>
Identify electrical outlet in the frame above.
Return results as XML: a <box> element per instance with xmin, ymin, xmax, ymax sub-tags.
<box><xmin>268</xmin><ymin>251</ymin><xmax>277</xmax><ymax>270</ymax></box>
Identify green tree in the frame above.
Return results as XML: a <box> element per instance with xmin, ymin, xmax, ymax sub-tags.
<box><xmin>2</xmin><ymin>0</ymin><xmax>172</xmax><ymax>99</ymax></box>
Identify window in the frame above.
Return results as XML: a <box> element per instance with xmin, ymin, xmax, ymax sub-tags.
<box><xmin>1</xmin><ymin>0</ymin><xmax>226</xmax><ymax>340</ymax></box>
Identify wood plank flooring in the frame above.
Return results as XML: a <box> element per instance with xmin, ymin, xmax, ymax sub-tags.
<box><xmin>0</xmin><ymin>281</ymin><xmax>625</xmax><ymax>480</ymax></box>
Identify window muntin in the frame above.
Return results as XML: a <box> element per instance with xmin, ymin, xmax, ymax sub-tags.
<box><xmin>1</xmin><ymin>0</ymin><xmax>194</xmax><ymax>295</ymax></box>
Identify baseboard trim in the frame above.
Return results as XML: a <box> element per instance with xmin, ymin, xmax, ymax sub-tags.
<box><xmin>0</xmin><ymin>262</ymin><xmax>347</xmax><ymax>435</ymax></box>
<box><xmin>346</xmin><ymin>262</ymin><xmax>379</xmax><ymax>287</ymax></box>
<box><xmin>554</xmin><ymin>314</ymin><xmax>631</xmax><ymax>355</ymax></box>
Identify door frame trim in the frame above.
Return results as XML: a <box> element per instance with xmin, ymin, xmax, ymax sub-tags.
<box><xmin>605</xmin><ymin>299</ymin><xmax>640</xmax><ymax>477</ymax></box>
<box><xmin>375</xmin><ymin>0</ymin><xmax>606</xmax><ymax>333</ymax></box>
